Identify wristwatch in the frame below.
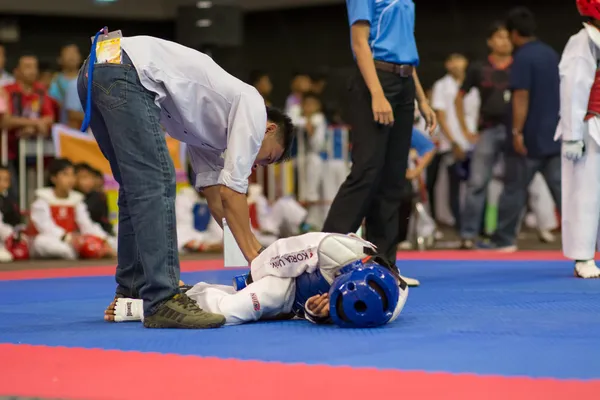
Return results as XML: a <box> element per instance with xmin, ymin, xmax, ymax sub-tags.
<box><xmin>512</xmin><ymin>128</ymin><xmax>523</xmax><ymax>136</ymax></box>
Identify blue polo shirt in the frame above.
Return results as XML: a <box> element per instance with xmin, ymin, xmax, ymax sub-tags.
<box><xmin>510</xmin><ymin>40</ymin><xmax>560</xmax><ymax>157</ymax></box>
<box><xmin>346</xmin><ymin>0</ymin><xmax>419</xmax><ymax>66</ymax></box>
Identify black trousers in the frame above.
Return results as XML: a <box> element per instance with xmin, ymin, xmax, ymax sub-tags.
<box><xmin>322</xmin><ymin>68</ymin><xmax>415</xmax><ymax>263</ymax></box>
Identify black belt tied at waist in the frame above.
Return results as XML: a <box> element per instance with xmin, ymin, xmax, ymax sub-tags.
<box><xmin>374</xmin><ymin>60</ymin><xmax>414</xmax><ymax>77</ymax></box>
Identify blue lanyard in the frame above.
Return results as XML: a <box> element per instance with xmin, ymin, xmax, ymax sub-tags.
<box><xmin>81</xmin><ymin>27</ymin><xmax>108</xmax><ymax>133</ymax></box>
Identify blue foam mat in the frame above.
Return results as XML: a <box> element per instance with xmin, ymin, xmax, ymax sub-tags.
<box><xmin>1</xmin><ymin>260</ymin><xmax>599</xmax><ymax>379</ymax></box>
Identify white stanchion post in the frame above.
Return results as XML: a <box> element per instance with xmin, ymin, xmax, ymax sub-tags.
<box><xmin>296</xmin><ymin>128</ymin><xmax>306</xmax><ymax>202</ymax></box>
<box><xmin>222</xmin><ymin>218</ymin><xmax>247</xmax><ymax>268</ymax></box>
<box><xmin>267</xmin><ymin>164</ymin><xmax>276</xmax><ymax>202</ymax></box>
<box><xmin>256</xmin><ymin>165</ymin><xmax>265</xmax><ymax>189</ymax></box>
<box><xmin>36</xmin><ymin>136</ymin><xmax>44</xmax><ymax>189</ymax></box>
<box><xmin>18</xmin><ymin>138</ymin><xmax>26</xmax><ymax>211</ymax></box>
<box><xmin>1</xmin><ymin>130</ymin><xmax>7</xmax><ymax>167</ymax></box>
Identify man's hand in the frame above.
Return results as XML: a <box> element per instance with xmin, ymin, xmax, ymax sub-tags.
<box><xmin>306</xmin><ymin>294</ymin><xmax>330</xmax><ymax>318</ymax></box>
<box><xmin>34</xmin><ymin>119</ymin><xmax>50</xmax><ymax>136</ymax></box>
<box><xmin>563</xmin><ymin>140</ymin><xmax>585</xmax><ymax>161</ymax></box>
<box><xmin>512</xmin><ymin>133</ymin><xmax>527</xmax><ymax>156</ymax></box>
<box><xmin>418</xmin><ymin>101</ymin><xmax>437</xmax><ymax>133</ymax></box>
<box><xmin>464</xmin><ymin>130</ymin><xmax>478</xmax><ymax>145</ymax></box>
<box><xmin>452</xmin><ymin>144</ymin><xmax>467</xmax><ymax>161</ymax></box>
<box><xmin>372</xmin><ymin>93</ymin><xmax>394</xmax><ymax>125</ymax></box>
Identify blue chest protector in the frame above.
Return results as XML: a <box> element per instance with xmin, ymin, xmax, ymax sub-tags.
<box><xmin>193</xmin><ymin>202</ymin><xmax>211</xmax><ymax>232</ymax></box>
<box><xmin>292</xmin><ymin>269</ymin><xmax>331</xmax><ymax>316</ymax></box>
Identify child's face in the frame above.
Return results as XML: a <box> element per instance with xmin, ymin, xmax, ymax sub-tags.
<box><xmin>94</xmin><ymin>174</ymin><xmax>104</xmax><ymax>191</ymax></box>
<box><xmin>0</xmin><ymin>170</ymin><xmax>11</xmax><ymax>193</ymax></box>
<box><xmin>76</xmin><ymin>169</ymin><xmax>96</xmax><ymax>194</ymax></box>
<box><xmin>52</xmin><ymin>166</ymin><xmax>76</xmax><ymax>192</ymax></box>
<box><xmin>302</xmin><ymin>97</ymin><xmax>321</xmax><ymax>115</ymax></box>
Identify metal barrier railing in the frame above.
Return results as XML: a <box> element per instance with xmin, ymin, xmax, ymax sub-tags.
<box><xmin>1</xmin><ymin>129</ymin><xmax>47</xmax><ymax>210</ymax></box>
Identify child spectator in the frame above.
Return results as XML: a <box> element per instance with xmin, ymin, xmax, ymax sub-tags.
<box><xmin>247</xmin><ymin>184</ymin><xmax>313</xmax><ymax>247</ymax></box>
<box><xmin>293</xmin><ymin>92</ymin><xmax>327</xmax><ymax>225</ymax></box>
<box><xmin>0</xmin><ymin>166</ymin><xmax>22</xmax><ymax>262</ymax></box>
<box><xmin>74</xmin><ymin>163</ymin><xmax>114</xmax><ymax>237</ymax></box>
<box><xmin>175</xmin><ymin>186</ymin><xmax>223</xmax><ymax>253</ymax></box>
<box><xmin>29</xmin><ymin>158</ymin><xmax>116</xmax><ymax>259</ymax></box>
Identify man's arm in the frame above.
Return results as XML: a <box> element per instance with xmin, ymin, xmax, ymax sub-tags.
<box><xmin>201</xmin><ymin>185</ymin><xmax>225</xmax><ymax>229</ymax></box>
<box><xmin>430</xmin><ymin>81</ymin><xmax>456</xmax><ymax>144</ymax></box>
<box><xmin>219</xmin><ymin>186</ymin><xmax>261</xmax><ymax>261</ymax></box>
<box><xmin>512</xmin><ymin>90</ymin><xmax>529</xmax><ymax>134</ymax></box>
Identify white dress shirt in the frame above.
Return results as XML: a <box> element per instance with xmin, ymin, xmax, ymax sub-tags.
<box><xmin>120</xmin><ymin>36</ymin><xmax>267</xmax><ymax>193</ymax></box>
<box><xmin>431</xmin><ymin>74</ymin><xmax>480</xmax><ymax>152</ymax></box>
<box><xmin>556</xmin><ymin>26</ymin><xmax>600</xmax><ymax>146</ymax></box>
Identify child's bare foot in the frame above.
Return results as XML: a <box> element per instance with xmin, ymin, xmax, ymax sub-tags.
<box><xmin>104</xmin><ymin>299</ymin><xmax>118</xmax><ymax>322</ymax></box>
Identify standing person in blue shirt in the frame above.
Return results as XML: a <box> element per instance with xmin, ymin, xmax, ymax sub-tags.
<box><xmin>323</xmin><ymin>0</ymin><xmax>436</xmax><ymax>270</ymax></box>
<box><xmin>49</xmin><ymin>44</ymin><xmax>82</xmax><ymax>125</ymax></box>
<box><xmin>483</xmin><ymin>7</ymin><xmax>561</xmax><ymax>251</ymax></box>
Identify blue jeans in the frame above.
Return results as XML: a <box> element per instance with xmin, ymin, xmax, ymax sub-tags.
<box><xmin>492</xmin><ymin>153</ymin><xmax>561</xmax><ymax>247</ymax></box>
<box><xmin>77</xmin><ymin>53</ymin><xmax>180</xmax><ymax>316</ymax></box>
<box><xmin>460</xmin><ymin>125</ymin><xmax>507</xmax><ymax>239</ymax></box>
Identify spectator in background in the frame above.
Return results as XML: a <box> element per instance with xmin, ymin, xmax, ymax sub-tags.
<box><xmin>36</xmin><ymin>62</ymin><xmax>61</xmax><ymax>121</ymax></box>
<box><xmin>74</xmin><ymin>162</ymin><xmax>114</xmax><ymax>237</ymax></box>
<box><xmin>249</xmin><ymin>70</ymin><xmax>273</xmax><ymax>106</ymax></box>
<box><xmin>483</xmin><ymin>7</ymin><xmax>561</xmax><ymax>251</ymax></box>
<box><xmin>65</xmin><ymin>79</ymin><xmax>84</xmax><ymax>129</ymax></box>
<box><xmin>285</xmin><ymin>72</ymin><xmax>311</xmax><ymax>119</ymax></box>
<box><xmin>430</xmin><ymin>53</ymin><xmax>479</xmax><ymax>231</ymax></box>
<box><xmin>293</xmin><ymin>92</ymin><xmax>327</xmax><ymax>226</ymax></box>
<box><xmin>3</xmin><ymin>53</ymin><xmax>55</xmax><ymax>195</ymax></box>
<box><xmin>36</xmin><ymin>62</ymin><xmax>56</xmax><ymax>91</ymax></box>
<box><xmin>0</xmin><ymin>44</ymin><xmax>14</xmax><ymax>86</ymax></box>
<box><xmin>48</xmin><ymin>44</ymin><xmax>82</xmax><ymax>125</ymax></box>
<box><xmin>29</xmin><ymin>158</ymin><xmax>116</xmax><ymax>260</ymax></box>
<box><xmin>310</xmin><ymin>72</ymin><xmax>327</xmax><ymax>96</ymax></box>
<box><xmin>455</xmin><ymin>22</ymin><xmax>513</xmax><ymax>249</ymax></box>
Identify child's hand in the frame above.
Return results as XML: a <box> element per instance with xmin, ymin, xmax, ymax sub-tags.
<box><xmin>306</xmin><ymin>294</ymin><xmax>330</xmax><ymax>318</ymax></box>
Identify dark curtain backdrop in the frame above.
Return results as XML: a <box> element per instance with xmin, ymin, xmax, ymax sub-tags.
<box><xmin>3</xmin><ymin>0</ymin><xmax>581</xmax><ymax>109</ymax></box>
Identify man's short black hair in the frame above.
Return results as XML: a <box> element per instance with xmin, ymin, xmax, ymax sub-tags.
<box><xmin>487</xmin><ymin>21</ymin><xmax>507</xmax><ymax>39</ymax></box>
<box><xmin>506</xmin><ymin>7</ymin><xmax>536</xmax><ymax>38</ymax></box>
<box><xmin>249</xmin><ymin>70</ymin><xmax>268</xmax><ymax>86</ymax></box>
<box><xmin>266</xmin><ymin>106</ymin><xmax>295</xmax><ymax>163</ymax></box>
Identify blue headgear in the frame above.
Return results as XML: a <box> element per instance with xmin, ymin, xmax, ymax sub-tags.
<box><xmin>328</xmin><ymin>261</ymin><xmax>401</xmax><ymax>328</ymax></box>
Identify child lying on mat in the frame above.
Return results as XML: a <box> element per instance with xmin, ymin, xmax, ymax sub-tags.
<box><xmin>105</xmin><ymin>232</ymin><xmax>409</xmax><ymax>328</ymax></box>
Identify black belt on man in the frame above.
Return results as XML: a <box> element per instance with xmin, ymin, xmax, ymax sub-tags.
<box><xmin>374</xmin><ymin>60</ymin><xmax>414</xmax><ymax>77</ymax></box>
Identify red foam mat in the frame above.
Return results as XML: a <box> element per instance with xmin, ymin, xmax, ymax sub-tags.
<box><xmin>0</xmin><ymin>344</ymin><xmax>598</xmax><ymax>400</ymax></box>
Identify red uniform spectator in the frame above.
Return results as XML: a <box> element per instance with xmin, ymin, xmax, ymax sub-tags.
<box><xmin>3</xmin><ymin>54</ymin><xmax>55</xmax><ymax>161</ymax></box>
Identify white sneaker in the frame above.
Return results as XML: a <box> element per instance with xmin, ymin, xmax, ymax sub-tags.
<box><xmin>400</xmin><ymin>275</ymin><xmax>420</xmax><ymax>287</ymax></box>
<box><xmin>0</xmin><ymin>247</ymin><xmax>13</xmax><ymax>263</ymax></box>
<box><xmin>538</xmin><ymin>230</ymin><xmax>556</xmax><ymax>243</ymax></box>
<box><xmin>574</xmin><ymin>260</ymin><xmax>600</xmax><ymax>279</ymax></box>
